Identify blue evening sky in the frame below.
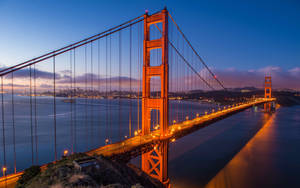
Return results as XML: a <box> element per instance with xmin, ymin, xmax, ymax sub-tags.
<box><xmin>0</xmin><ymin>0</ymin><xmax>299</xmax><ymax>71</ymax></box>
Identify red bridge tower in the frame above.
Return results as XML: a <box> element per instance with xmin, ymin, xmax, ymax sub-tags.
<box><xmin>264</xmin><ymin>76</ymin><xmax>272</xmax><ymax>111</ymax></box>
<box><xmin>141</xmin><ymin>8</ymin><xmax>170</xmax><ymax>187</ymax></box>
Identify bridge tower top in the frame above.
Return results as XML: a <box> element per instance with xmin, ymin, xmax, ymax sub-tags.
<box><xmin>264</xmin><ymin>76</ymin><xmax>272</xmax><ymax>98</ymax></box>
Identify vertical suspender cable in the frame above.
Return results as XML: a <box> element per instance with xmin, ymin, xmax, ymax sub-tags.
<box><xmin>70</xmin><ymin>50</ymin><xmax>73</xmax><ymax>153</ymax></box>
<box><xmin>85</xmin><ymin>45</ymin><xmax>88</xmax><ymax>148</ymax></box>
<box><xmin>29</xmin><ymin>66</ymin><xmax>34</xmax><ymax>165</ymax></box>
<box><xmin>169</xmin><ymin>21</ymin><xmax>172</xmax><ymax>124</ymax></box>
<box><xmin>139</xmin><ymin>22</ymin><xmax>142</xmax><ymax>144</ymax></box>
<box><xmin>109</xmin><ymin>35</ymin><xmax>112</xmax><ymax>141</ymax></box>
<box><xmin>118</xmin><ymin>31</ymin><xmax>122</xmax><ymax>141</ymax></box>
<box><xmin>105</xmin><ymin>37</ymin><xmax>108</xmax><ymax>143</ymax></box>
<box><xmin>193</xmin><ymin>53</ymin><xmax>196</xmax><ymax>115</ymax></box>
<box><xmin>188</xmin><ymin>50</ymin><xmax>191</xmax><ymax>117</ymax></box>
<box><xmin>73</xmin><ymin>49</ymin><xmax>77</xmax><ymax>152</ymax></box>
<box><xmin>139</xmin><ymin>22</ymin><xmax>143</xmax><ymax>131</ymax></box>
<box><xmin>53</xmin><ymin>56</ymin><xmax>57</xmax><ymax>161</ymax></box>
<box><xmin>34</xmin><ymin>65</ymin><xmax>38</xmax><ymax>164</ymax></box>
<box><xmin>11</xmin><ymin>73</ymin><xmax>16</xmax><ymax>173</ymax></box>
<box><xmin>137</xmin><ymin>22</ymin><xmax>140</xmax><ymax>132</ymax></box>
<box><xmin>168</xmin><ymin>12</ymin><xmax>226</xmax><ymax>90</ymax></box>
<box><xmin>1</xmin><ymin>76</ymin><xmax>6</xmax><ymax>174</ymax></box>
<box><xmin>129</xmin><ymin>25</ymin><xmax>132</xmax><ymax>138</ymax></box>
<box><xmin>98</xmin><ymin>39</ymin><xmax>101</xmax><ymax>144</ymax></box>
<box><xmin>91</xmin><ymin>42</ymin><xmax>94</xmax><ymax>147</ymax></box>
<box><xmin>156</xmin><ymin>30</ymin><xmax>159</xmax><ymax>128</ymax></box>
<box><xmin>176</xmin><ymin>29</ymin><xmax>179</xmax><ymax>123</ymax></box>
<box><xmin>182</xmin><ymin>36</ymin><xmax>184</xmax><ymax>121</ymax></box>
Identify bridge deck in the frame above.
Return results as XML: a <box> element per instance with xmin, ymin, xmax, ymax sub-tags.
<box><xmin>0</xmin><ymin>98</ymin><xmax>275</xmax><ymax>188</ymax></box>
<box><xmin>86</xmin><ymin>98</ymin><xmax>275</xmax><ymax>157</ymax></box>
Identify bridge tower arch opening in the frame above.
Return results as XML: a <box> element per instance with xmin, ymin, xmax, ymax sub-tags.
<box><xmin>141</xmin><ymin>8</ymin><xmax>170</xmax><ymax>186</ymax></box>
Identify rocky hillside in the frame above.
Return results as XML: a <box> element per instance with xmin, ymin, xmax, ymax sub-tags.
<box><xmin>16</xmin><ymin>153</ymin><xmax>163</xmax><ymax>188</ymax></box>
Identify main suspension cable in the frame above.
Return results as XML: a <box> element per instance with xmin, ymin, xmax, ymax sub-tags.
<box><xmin>0</xmin><ymin>14</ymin><xmax>146</xmax><ymax>75</ymax></box>
<box><xmin>168</xmin><ymin>12</ymin><xmax>226</xmax><ymax>90</ymax></box>
<box><xmin>0</xmin><ymin>18</ymin><xmax>144</xmax><ymax>77</ymax></box>
<box><xmin>153</xmin><ymin>24</ymin><xmax>214</xmax><ymax>90</ymax></box>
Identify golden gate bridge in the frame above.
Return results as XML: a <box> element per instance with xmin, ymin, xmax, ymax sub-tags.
<box><xmin>0</xmin><ymin>8</ymin><xmax>275</xmax><ymax>187</ymax></box>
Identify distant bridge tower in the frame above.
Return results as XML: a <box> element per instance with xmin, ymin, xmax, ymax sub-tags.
<box><xmin>264</xmin><ymin>76</ymin><xmax>272</xmax><ymax>111</ymax></box>
<box><xmin>141</xmin><ymin>8</ymin><xmax>169</xmax><ymax>186</ymax></box>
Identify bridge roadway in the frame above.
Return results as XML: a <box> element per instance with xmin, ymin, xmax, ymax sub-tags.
<box><xmin>0</xmin><ymin>98</ymin><xmax>275</xmax><ymax>188</ymax></box>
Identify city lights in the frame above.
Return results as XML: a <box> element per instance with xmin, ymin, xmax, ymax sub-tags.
<box><xmin>63</xmin><ymin>149</ymin><xmax>69</xmax><ymax>156</ymax></box>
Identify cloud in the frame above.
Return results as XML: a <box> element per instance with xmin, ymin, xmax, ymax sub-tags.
<box><xmin>14</xmin><ymin>68</ymin><xmax>60</xmax><ymax>79</ymax></box>
<box><xmin>257</xmin><ymin>66</ymin><xmax>282</xmax><ymax>73</ymax></box>
<box><xmin>213</xmin><ymin>66</ymin><xmax>300</xmax><ymax>90</ymax></box>
<box><xmin>2</xmin><ymin>65</ymin><xmax>299</xmax><ymax>91</ymax></box>
<box><xmin>1</xmin><ymin>66</ymin><xmax>60</xmax><ymax>79</ymax></box>
<box><xmin>40</xmin><ymin>84</ymin><xmax>53</xmax><ymax>88</ymax></box>
<box><xmin>4</xmin><ymin>83</ymin><xmax>29</xmax><ymax>87</ymax></box>
<box><xmin>57</xmin><ymin>73</ymin><xmax>139</xmax><ymax>86</ymax></box>
<box><xmin>288</xmin><ymin>67</ymin><xmax>300</xmax><ymax>76</ymax></box>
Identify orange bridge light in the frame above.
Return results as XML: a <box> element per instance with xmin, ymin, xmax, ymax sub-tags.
<box><xmin>2</xmin><ymin>166</ymin><xmax>7</xmax><ymax>175</ymax></box>
<box><xmin>63</xmin><ymin>150</ymin><xmax>69</xmax><ymax>156</ymax></box>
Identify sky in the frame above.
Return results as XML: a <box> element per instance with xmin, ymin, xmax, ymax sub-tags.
<box><xmin>0</xmin><ymin>0</ymin><xmax>299</xmax><ymax>90</ymax></box>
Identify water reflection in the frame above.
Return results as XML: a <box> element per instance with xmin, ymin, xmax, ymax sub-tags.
<box><xmin>205</xmin><ymin>113</ymin><xmax>275</xmax><ymax>188</ymax></box>
<box><xmin>168</xmin><ymin>108</ymin><xmax>267</xmax><ymax>188</ymax></box>
<box><xmin>205</xmin><ymin>107</ymin><xmax>300</xmax><ymax>188</ymax></box>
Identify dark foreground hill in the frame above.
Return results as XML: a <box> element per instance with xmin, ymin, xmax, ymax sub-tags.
<box><xmin>16</xmin><ymin>153</ymin><xmax>163</xmax><ymax>188</ymax></box>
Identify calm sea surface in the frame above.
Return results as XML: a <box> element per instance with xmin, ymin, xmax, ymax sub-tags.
<box><xmin>1</xmin><ymin>95</ymin><xmax>299</xmax><ymax>188</ymax></box>
<box><xmin>0</xmin><ymin>95</ymin><xmax>217</xmax><ymax>174</ymax></box>
<box><xmin>169</xmin><ymin>106</ymin><xmax>300</xmax><ymax>188</ymax></box>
